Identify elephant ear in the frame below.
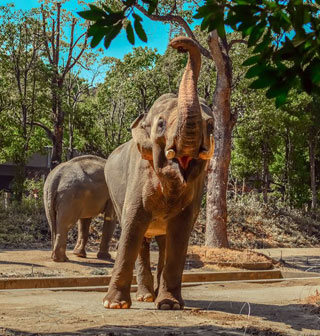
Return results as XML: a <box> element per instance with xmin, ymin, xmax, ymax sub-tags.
<box><xmin>131</xmin><ymin>114</ymin><xmax>153</xmax><ymax>161</ymax></box>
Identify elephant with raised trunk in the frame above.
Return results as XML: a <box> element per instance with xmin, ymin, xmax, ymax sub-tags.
<box><xmin>103</xmin><ymin>36</ymin><xmax>214</xmax><ymax>310</ymax></box>
<box><xmin>44</xmin><ymin>155</ymin><xmax>116</xmax><ymax>262</ymax></box>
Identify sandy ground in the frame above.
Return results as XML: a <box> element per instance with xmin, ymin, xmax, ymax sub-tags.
<box><xmin>0</xmin><ymin>248</ymin><xmax>320</xmax><ymax>335</ymax></box>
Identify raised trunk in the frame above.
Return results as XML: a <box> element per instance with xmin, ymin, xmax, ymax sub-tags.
<box><xmin>169</xmin><ymin>37</ymin><xmax>202</xmax><ymax>160</ymax></box>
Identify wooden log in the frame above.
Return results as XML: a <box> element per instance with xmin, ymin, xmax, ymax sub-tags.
<box><xmin>0</xmin><ymin>270</ymin><xmax>283</xmax><ymax>290</ymax></box>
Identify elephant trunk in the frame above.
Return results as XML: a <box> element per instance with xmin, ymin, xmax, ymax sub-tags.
<box><xmin>168</xmin><ymin>36</ymin><xmax>203</xmax><ymax>169</ymax></box>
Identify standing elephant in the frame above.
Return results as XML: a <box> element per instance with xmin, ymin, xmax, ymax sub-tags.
<box><xmin>103</xmin><ymin>36</ymin><xmax>214</xmax><ymax>310</ymax></box>
<box><xmin>43</xmin><ymin>155</ymin><xmax>116</xmax><ymax>262</ymax></box>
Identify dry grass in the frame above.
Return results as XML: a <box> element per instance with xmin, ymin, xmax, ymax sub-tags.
<box><xmin>1</xmin><ymin>192</ymin><xmax>319</xmax><ymax>251</ymax></box>
<box><xmin>187</xmin><ymin>246</ymin><xmax>275</xmax><ymax>267</ymax></box>
<box><xmin>305</xmin><ymin>290</ymin><xmax>320</xmax><ymax>315</ymax></box>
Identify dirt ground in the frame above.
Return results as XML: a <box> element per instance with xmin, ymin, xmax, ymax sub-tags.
<box><xmin>1</xmin><ymin>248</ymin><xmax>320</xmax><ymax>336</ymax></box>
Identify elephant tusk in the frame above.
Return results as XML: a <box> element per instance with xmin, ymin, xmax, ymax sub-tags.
<box><xmin>199</xmin><ymin>134</ymin><xmax>215</xmax><ymax>160</ymax></box>
<box><xmin>165</xmin><ymin>149</ymin><xmax>176</xmax><ymax>160</ymax></box>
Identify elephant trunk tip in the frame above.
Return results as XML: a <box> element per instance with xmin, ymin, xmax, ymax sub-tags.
<box><xmin>169</xmin><ymin>36</ymin><xmax>200</xmax><ymax>54</ymax></box>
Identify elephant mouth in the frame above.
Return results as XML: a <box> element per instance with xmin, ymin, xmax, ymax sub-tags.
<box><xmin>177</xmin><ymin>156</ymin><xmax>192</xmax><ymax>171</ymax></box>
<box><xmin>174</xmin><ymin>157</ymin><xmax>197</xmax><ymax>183</ymax></box>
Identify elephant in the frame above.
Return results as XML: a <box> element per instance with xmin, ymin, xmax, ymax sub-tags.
<box><xmin>102</xmin><ymin>36</ymin><xmax>214</xmax><ymax>310</ymax></box>
<box><xmin>43</xmin><ymin>155</ymin><xmax>117</xmax><ymax>262</ymax></box>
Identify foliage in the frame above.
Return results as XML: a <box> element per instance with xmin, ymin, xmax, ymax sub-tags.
<box><xmin>79</xmin><ymin>0</ymin><xmax>320</xmax><ymax>107</ymax></box>
<box><xmin>0</xmin><ymin>188</ymin><xmax>49</xmax><ymax>248</ymax></box>
<box><xmin>197</xmin><ymin>0</ymin><xmax>320</xmax><ymax>106</ymax></box>
<box><xmin>226</xmin><ymin>192</ymin><xmax>320</xmax><ymax>249</ymax></box>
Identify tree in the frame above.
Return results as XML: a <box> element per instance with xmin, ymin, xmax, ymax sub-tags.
<box><xmin>0</xmin><ymin>6</ymin><xmax>47</xmax><ymax>200</ymax></box>
<box><xmin>79</xmin><ymin>0</ymin><xmax>320</xmax><ymax>246</ymax></box>
<box><xmin>39</xmin><ymin>1</ymin><xmax>88</xmax><ymax>168</ymax></box>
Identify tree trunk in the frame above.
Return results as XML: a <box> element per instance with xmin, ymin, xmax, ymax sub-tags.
<box><xmin>50</xmin><ymin>78</ymin><xmax>64</xmax><ymax>168</ymax></box>
<box><xmin>309</xmin><ymin>130</ymin><xmax>317</xmax><ymax>211</ymax></box>
<box><xmin>262</xmin><ymin>141</ymin><xmax>269</xmax><ymax>203</ymax></box>
<box><xmin>205</xmin><ymin>124</ymin><xmax>232</xmax><ymax>247</ymax></box>
<box><xmin>205</xmin><ymin>31</ymin><xmax>233</xmax><ymax>248</ymax></box>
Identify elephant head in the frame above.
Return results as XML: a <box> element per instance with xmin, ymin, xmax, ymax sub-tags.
<box><xmin>131</xmin><ymin>36</ymin><xmax>214</xmax><ymax>190</ymax></box>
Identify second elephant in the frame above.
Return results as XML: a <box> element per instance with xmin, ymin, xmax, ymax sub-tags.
<box><xmin>43</xmin><ymin>155</ymin><xmax>116</xmax><ymax>262</ymax></box>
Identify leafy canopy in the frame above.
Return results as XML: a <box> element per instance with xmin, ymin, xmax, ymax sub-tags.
<box><xmin>78</xmin><ymin>0</ymin><xmax>320</xmax><ymax>107</ymax></box>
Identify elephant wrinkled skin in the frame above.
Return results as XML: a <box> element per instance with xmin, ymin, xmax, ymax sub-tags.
<box><xmin>43</xmin><ymin>155</ymin><xmax>116</xmax><ymax>262</ymax></box>
<box><xmin>103</xmin><ymin>37</ymin><xmax>214</xmax><ymax>310</ymax></box>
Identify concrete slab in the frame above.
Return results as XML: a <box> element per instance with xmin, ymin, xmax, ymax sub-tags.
<box><xmin>1</xmin><ymin>279</ymin><xmax>319</xmax><ymax>335</ymax></box>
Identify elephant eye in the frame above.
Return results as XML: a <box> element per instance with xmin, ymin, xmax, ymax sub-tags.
<box><xmin>207</xmin><ymin>119</ymin><xmax>214</xmax><ymax>135</ymax></box>
<box><xmin>157</xmin><ymin>118</ymin><xmax>166</xmax><ymax>133</ymax></box>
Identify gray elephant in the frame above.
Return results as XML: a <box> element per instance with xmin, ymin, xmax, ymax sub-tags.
<box><xmin>103</xmin><ymin>36</ymin><xmax>214</xmax><ymax>310</ymax></box>
<box><xmin>43</xmin><ymin>155</ymin><xmax>116</xmax><ymax>262</ymax></box>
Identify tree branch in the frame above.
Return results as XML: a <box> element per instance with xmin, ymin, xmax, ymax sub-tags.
<box><xmin>63</xmin><ymin>18</ymin><xmax>76</xmax><ymax>77</ymax></box>
<box><xmin>30</xmin><ymin>121</ymin><xmax>55</xmax><ymax>142</ymax></box>
<box><xmin>40</xmin><ymin>6</ymin><xmax>53</xmax><ymax>65</ymax></box>
<box><xmin>228</xmin><ymin>39</ymin><xmax>247</xmax><ymax>51</ymax></box>
<box><xmin>133</xmin><ymin>3</ymin><xmax>212</xmax><ymax>60</ymax></box>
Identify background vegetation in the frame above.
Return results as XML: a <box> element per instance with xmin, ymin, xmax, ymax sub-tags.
<box><xmin>0</xmin><ymin>2</ymin><xmax>319</xmax><ymax>249</ymax></box>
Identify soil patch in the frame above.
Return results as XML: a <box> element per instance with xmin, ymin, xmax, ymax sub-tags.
<box><xmin>187</xmin><ymin>246</ymin><xmax>278</xmax><ymax>270</ymax></box>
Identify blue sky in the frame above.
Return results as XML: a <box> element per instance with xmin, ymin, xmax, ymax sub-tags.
<box><xmin>9</xmin><ymin>0</ymin><xmax>171</xmax><ymax>59</ymax></box>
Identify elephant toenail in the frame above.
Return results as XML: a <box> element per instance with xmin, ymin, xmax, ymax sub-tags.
<box><xmin>173</xmin><ymin>303</ymin><xmax>181</xmax><ymax>310</ymax></box>
<box><xmin>160</xmin><ymin>303</ymin><xmax>171</xmax><ymax>310</ymax></box>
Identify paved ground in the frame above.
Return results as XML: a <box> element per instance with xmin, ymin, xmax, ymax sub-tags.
<box><xmin>0</xmin><ymin>248</ymin><xmax>320</xmax><ymax>336</ymax></box>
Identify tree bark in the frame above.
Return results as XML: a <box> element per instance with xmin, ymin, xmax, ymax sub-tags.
<box><xmin>206</xmin><ymin>125</ymin><xmax>232</xmax><ymax>247</ymax></box>
<box><xmin>262</xmin><ymin>141</ymin><xmax>269</xmax><ymax>203</ymax></box>
<box><xmin>205</xmin><ymin>31</ymin><xmax>233</xmax><ymax>248</ymax></box>
<box><xmin>309</xmin><ymin>128</ymin><xmax>318</xmax><ymax>211</ymax></box>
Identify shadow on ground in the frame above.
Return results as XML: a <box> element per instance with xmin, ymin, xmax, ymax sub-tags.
<box><xmin>0</xmin><ymin>324</ymin><xmax>288</xmax><ymax>336</ymax></box>
<box><xmin>281</xmin><ymin>255</ymin><xmax>320</xmax><ymax>273</ymax></box>
<box><xmin>0</xmin><ymin>261</ymin><xmax>44</xmax><ymax>268</ymax></box>
<box><xmin>66</xmin><ymin>259</ymin><xmax>115</xmax><ymax>269</ymax></box>
<box><xmin>185</xmin><ymin>299</ymin><xmax>320</xmax><ymax>333</ymax></box>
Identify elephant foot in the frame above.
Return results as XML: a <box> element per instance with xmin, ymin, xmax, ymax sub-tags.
<box><xmin>73</xmin><ymin>248</ymin><xmax>86</xmax><ymax>258</ymax></box>
<box><xmin>103</xmin><ymin>287</ymin><xmax>132</xmax><ymax>309</ymax></box>
<box><xmin>51</xmin><ymin>251</ymin><xmax>69</xmax><ymax>262</ymax></box>
<box><xmin>136</xmin><ymin>286</ymin><xmax>155</xmax><ymax>302</ymax></box>
<box><xmin>97</xmin><ymin>251</ymin><xmax>113</xmax><ymax>261</ymax></box>
<box><xmin>155</xmin><ymin>291</ymin><xmax>184</xmax><ymax>310</ymax></box>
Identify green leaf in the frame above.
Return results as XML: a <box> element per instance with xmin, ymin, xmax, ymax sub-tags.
<box><xmin>245</xmin><ymin>64</ymin><xmax>268</xmax><ymax>79</ymax></box>
<box><xmin>266</xmin><ymin>81</ymin><xmax>291</xmax><ymax>99</ymax></box>
<box><xmin>103</xmin><ymin>23</ymin><xmax>123</xmax><ymax>49</ymax></box>
<box><xmin>147</xmin><ymin>0</ymin><xmax>158</xmax><ymax>15</ymax></box>
<box><xmin>275</xmin><ymin>92</ymin><xmax>288</xmax><ymax>108</ymax></box>
<box><xmin>126</xmin><ymin>21</ymin><xmax>135</xmax><ymax>45</ymax></box>
<box><xmin>253</xmin><ymin>33</ymin><xmax>272</xmax><ymax>53</ymax></box>
<box><xmin>78</xmin><ymin>10</ymin><xmax>103</xmax><ymax>21</ymax></box>
<box><xmin>133</xmin><ymin>13</ymin><xmax>143</xmax><ymax>22</ymax></box>
<box><xmin>200</xmin><ymin>13</ymin><xmax>214</xmax><ymax>31</ymax></box>
<box><xmin>242</xmin><ymin>55</ymin><xmax>260</xmax><ymax>67</ymax></box>
<box><xmin>249</xmin><ymin>73</ymin><xmax>277</xmax><ymax>89</ymax></box>
<box><xmin>247</xmin><ymin>21</ymin><xmax>266</xmax><ymax>47</ymax></box>
<box><xmin>134</xmin><ymin>17</ymin><xmax>147</xmax><ymax>42</ymax></box>
<box><xmin>90</xmin><ymin>30</ymin><xmax>104</xmax><ymax>48</ymax></box>
<box><xmin>310</xmin><ymin>61</ymin><xmax>320</xmax><ymax>84</ymax></box>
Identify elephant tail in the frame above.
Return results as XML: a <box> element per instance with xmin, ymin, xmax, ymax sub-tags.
<box><xmin>43</xmin><ymin>175</ymin><xmax>58</xmax><ymax>249</ymax></box>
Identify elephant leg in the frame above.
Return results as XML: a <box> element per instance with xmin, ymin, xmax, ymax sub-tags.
<box><xmin>135</xmin><ymin>237</ymin><xmax>155</xmax><ymax>302</ymax></box>
<box><xmin>154</xmin><ymin>235</ymin><xmax>166</xmax><ymax>298</ymax></box>
<box><xmin>103</xmin><ymin>207</ymin><xmax>150</xmax><ymax>309</ymax></box>
<box><xmin>155</xmin><ymin>208</ymin><xmax>194</xmax><ymax>310</ymax></box>
<box><xmin>97</xmin><ymin>202</ymin><xmax>116</xmax><ymax>260</ymax></box>
<box><xmin>73</xmin><ymin>218</ymin><xmax>91</xmax><ymax>258</ymax></box>
<box><xmin>52</xmin><ymin>214</ymin><xmax>72</xmax><ymax>262</ymax></box>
